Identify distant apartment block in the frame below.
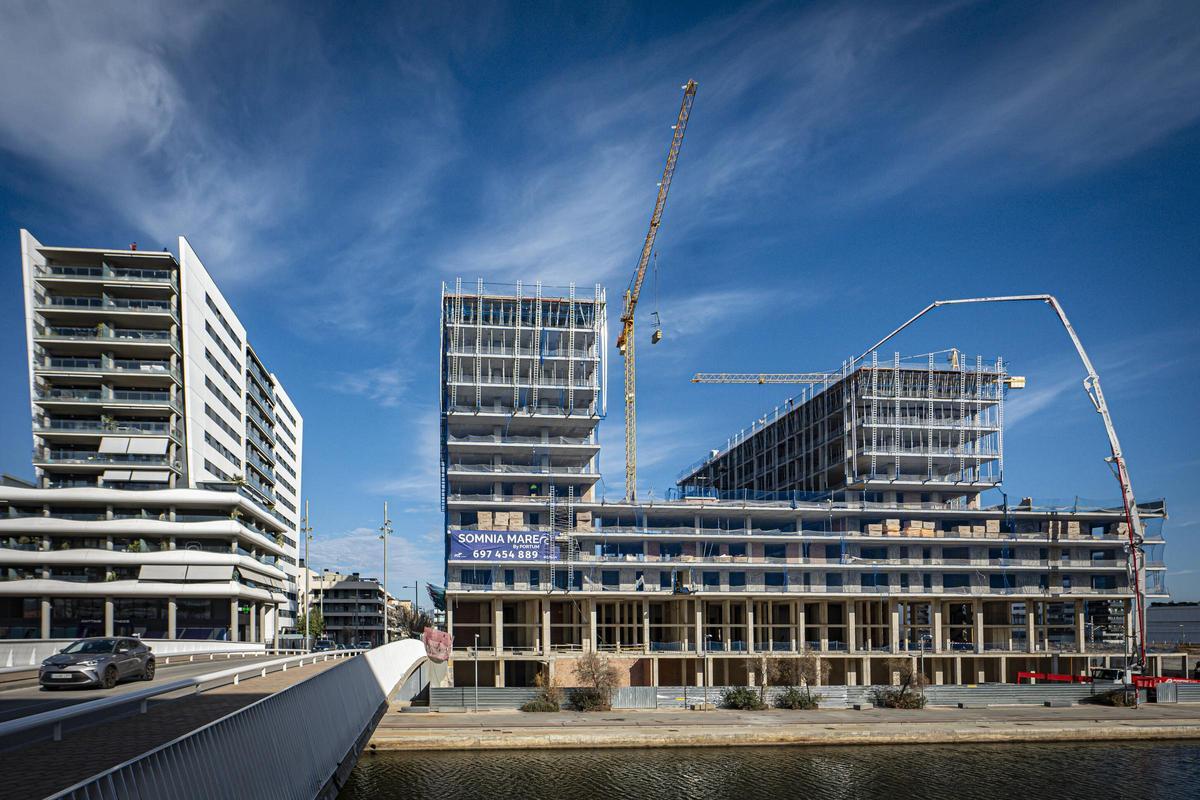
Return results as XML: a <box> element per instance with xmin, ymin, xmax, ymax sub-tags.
<box><xmin>0</xmin><ymin>231</ymin><xmax>304</xmax><ymax>643</ymax></box>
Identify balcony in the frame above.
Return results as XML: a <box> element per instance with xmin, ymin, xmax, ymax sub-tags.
<box><xmin>35</xmin><ymin>356</ymin><xmax>179</xmax><ymax>381</ymax></box>
<box><xmin>38</xmin><ymin>294</ymin><xmax>177</xmax><ymax>318</ymax></box>
<box><xmin>37</xmin><ymin>263</ymin><xmax>176</xmax><ymax>287</ymax></box>
<box><xmin>34</xmin><ymin>419</ymin><xmax>181</xmax><ymax>438</ymax></box>
<box><xmin>37</xmin><ymin>450</ymin><xmax>176</xmax><ymax>468</ymax></box>
<box><xmin>32</xmin><ymin>387</ymin><xmax>182</xmax><ymax>412</ymax></box>
<box><xmin>447</xmin><ymin>463</ymin><xmax>597</xmax><ymax>476</ymax></box>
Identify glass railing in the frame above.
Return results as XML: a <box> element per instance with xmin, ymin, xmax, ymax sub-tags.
<box><xmin>37</xmin><ymin>419</ymin><xmax>176</xmax><ymax>436</ymax></box>
<box><xmin>39</xmin><ymin>264</ymin><xmax>175</xmax><ymax>284</ymax></box>
<box><xmin>37</xmin><ymin>326</ymin><xmax>174</xmax><ymax>344</ymax></box>
<box><xmin>42</xmin><ymin>451</ymin><xmax>173</xmax><ymax>466</ymax></box>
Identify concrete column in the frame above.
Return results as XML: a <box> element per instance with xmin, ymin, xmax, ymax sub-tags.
<box><xmin>746</xmin><ymin>600</ymin><xmax>755</xmax><ymax>654</ymax></box>
<box><xmin>819</xmin><ymin>602</ymin><xmax>829</xmax><ymax>651</ymax></box>
<box><xmin>693</xmin><ymin>600</ymin><xmax>703</xmax><ymax>653</ymax></box>
<box><xmin>954</xmin><ymin>656</ymin><xmax>962</xmax><ymax>685</ymax></box>
<box><xmin>861</xmin><ymin>655</ymin><xmax>871</xmax><ymax>686</ymax></box>
<box><xmin>230</xmin><ymin>598</ymin><xmax>239</xmax><ymax>642</ymax></box>
<box><xmin>41</xmin><ymin>597</ymin><xmax>51</xmax><ymax>639</ymax></box>
<box><xmin>999</xmin><ymin>655</ymin><xmax>1008</xmax><ymax>683</ymax></box>
<box><xmin>846</xmin><ymin>601</ymin><xmax>857</xmax><ymax>653</ymax></box>
<box><xmin>168</xmin><ymin>598</ymin><xmax>177</xmax><ymax>640</ymax></box>
<box><xmin>541</xmin><ymin>599</ymin><xmax>551</xmax><ymax>655</ymax></box>
<box><xmin>249</xmin><ymin>602</ymin><xmax>257</xmax><ymax>643</ymax></box>
<box><xmin>796</xmin><ymin>602</ymin><xmax>805</xmax><ymax>651</ymax></box>
<box><xmin>1026</xmin><ymin>601</ymin><xmax>1036</xmax><ymax>653</ymax></box>
<box><xmin>933</xmin><ymin>602</ymin><xmax>943</xmax><ymax>652</ymax></box>
<box><xmin>494</xmin><ymin>600</ymin><xmax>504</xmax><ymax>656</ymax></box>
<box><xmin>588</xmin><ymin>600</ymin><xmax>597</xmax><ymax>653</ymax></box>
<box><xmin>447</xmin><ymin>600</ymin><xmax>455</xmax><ymax>643</ymax></box>
<box><xmin>650</xmin><ymin>657</ymin><xmax>659</xmax><ymax>686</ymax></box>
<box><xmin>934</xmin><ymin>659</ymin><xmax>945</xmax><ymax>685</ymax></box>
<box><xmin>888</xmin><ymin>601</ymin><xmax>900</xmax><ymax>653</ymax></box>
<box><xmin>495</xmin><ymin>661</ymin><xmax>504</xmax><ymax>687</ymax></box>
<box><xmin>104</xmin><ymin>597</ymin><xmax>114</xmax><ymax>637</ymax></box>
<box><xmin>642</xmin><ymin>598</ymin><xmax>650</xmax><ymax>654</ymax></box>
<box><xmin>974</xmin><ymin>600</ymin><xmax>984</xmax><ymax>654</ymax></box>
<box><xmin>1075</xmin><ymin>603</ymin><xmax>1086</xmax><ymax>654</ymax></box>
<box><xmin>976</xmin><ymin>660</ymin><xmax>986</xmax><ymax>683</ymax></box>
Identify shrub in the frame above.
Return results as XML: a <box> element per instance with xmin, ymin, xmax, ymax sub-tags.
<box><xmin>721</xmin><ymin>686</ymin><xmax>767</xmax><ymax>710</ymax></box>
<box><xmin>520</xmin><ymin>697</ymin><xmax>560</xmax><ymax>712</ymax></box>
<box><xmin>871</xmin><ymin>686</ymin><xmax>927</xmax><ymax>709</ymax></box>
<box><xmin>776</xmin><ymin>686</ymin><xmax>820</xmax><ymax>710</ymax></box>
<box><xmin>568</xmin><ymin>687</ymin><xmax>611</xmax><ymax>711</ymax></box>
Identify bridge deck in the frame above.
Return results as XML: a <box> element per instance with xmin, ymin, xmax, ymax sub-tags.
<box><xmin>0</xmin><ymin>658</ymin><xmax>342</xmax><ymax>799</ymax></box>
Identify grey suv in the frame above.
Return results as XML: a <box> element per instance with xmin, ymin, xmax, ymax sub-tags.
<box><xmin>39</xmin><ymin>637</ymin><xmax>156</xmax><ymax>690</ymax></box>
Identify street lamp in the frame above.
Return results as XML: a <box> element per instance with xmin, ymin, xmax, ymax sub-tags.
<box><xmin>380</xmin><ymin>502</ymin><xmax>393</xmax><ymax>646</ymax></box>
<box><xmin>301</xmin><ymin>501</ymin><xmax>313</xmax><ymax>652</ymax></box>
<box><xmin>399</xmin><ymin>582</ymin><xmax>421</xmax><ymax>615</ymax></box>
<box><xmin>919</xmin><ymin>632</ymin><xmax>932</xmax><ymax>699</ymax></box>
<box><xmin>704</xmin><ymin>632</ymin><xmax>713</xmax><ymax>709</ymax></box>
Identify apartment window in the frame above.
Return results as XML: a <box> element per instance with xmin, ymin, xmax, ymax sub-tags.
<box><xmin>205</xmin><ymin>404</ymin><xmax>242</xmax><ymax>444</ymax></box>
<box><xmin>900</xmin><ymin>574</ymin><xmax>909</xmax><ymax>590</ymax></box>
<box><xmin>205</xmin><ymin>376</ymin><xmax>241</xmax><ymax>418</ymax></box>
<box><xmin>943</xmin><ymin>574</ymin><xmax>970</xmax><ymax>589</ymax></box>
<box><xmin>529</xmin><ymin>569</ymin><xmax>540</xmax><ymax>588</ymax></box>
<box><xmin>943</xmin><ymin>546</ymin><xmax>970</xmax><ymax>561</ymax></box>
<box><xmin>765</xmin><ymin>572</ymin><xmax>787</xmax><ymax>588</ymax></box>
<box><xmin>660</xmin><ymin>571</ymin><xmax>672</xmax><ymax>591</ymax></box>
<box><xmin>205</xmin><ymin>293</ymin><xmax>242</xmax><ymax>346</ymax></box>
<box><xmin>729</xmin><ymin>572</ymin><xmax>746</xmax><ymax>589</ymax></box>
<box><xmin>461</xmin><ymin>569</ymin><xmax>492</xmax><ymax>588</ymax></box>
<box><xmin>660</xmin><ymin>542</ymin><xmax>683</xmax><ymax>559</ymax></box>
<box><xmin>990</xmin><ymin>574</ymin><xmax>1013</xmax><ymax>591</ymax></box>
<box><xmin>601</xmin><ymin>570</ymin><xmax>620</xmax><ymax>590</ymax></box>
<box><xmin>702</xmin><ymin>571</ymin><xmax>720</xmax><ymax>589</ymax></box>
<box><xmin>860</xmin><ymin>547</ymin><xmax>887</xmax><ymax>560</ymax></box>
<box><xmin>1062</xmin><ymin>574</ymin><xmax>1073</xmax><ymax>590</ymax></box>
<box><xmin>764</xmin><ymin>543</ymin><xmax>786</xmax><ymax>560</ymax></box>
<box><xmin>1091</xmin><ymin>575</ymin><xmax>1117</xmax><ymax>590</ymax></box>
<box><xmin>861</xmin><ymin>573</ymin><xmax>885</xmax><ymax>589</ymax></box>
<box><xmin>823</xmin><ymin>544</ymin><xmax>841</xmax><ymax>560</ymax></box>
<box><xmin>205</xmin><ymin>321</ymin><xmax>240</xmax><ymax>367</ymax></box>
<box><xmin>923</xmin><ymin>573</ymin><xmax>932</xmax><ymax>590</ymax></box>
<box><xmin>503</xmin><ymin>569</ymin><xmax>515</xmax><ymax>588</ymax></box>
<box><xmin>728</xmin><ymin>542</ymin><xmax>747</xmax><ymax>557</ymax></box>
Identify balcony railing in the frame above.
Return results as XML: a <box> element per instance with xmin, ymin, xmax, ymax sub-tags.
<box><xmin>39</xmin><ymin>450</ymin><xmax>176</xmax><ymax>467</ymax></box>
<box><xmin>448</xmin><ymin>433</ymin><xmax>596</xmax><ymax>446</ymax></box>
<box><xmin>38</xmin><ymin>295</ymin><xmax>176</xmax><ymax>316</ymax></box>
<box><xmin>36</xmin><ymin>325</ymin><xmax>175</xmax><ymax>345</ymax></box>
<box><xmin>37</xmin><ymin>357</ymin><xmax>179</xmax><ymax>380</ymax></box>
<box><xmin>447</xmin><ymin>463</ymin><xmax>596</xmax><ymax>475</ymax></box>
<box><xmin>35</xmin><ymin>419</ymin><xmax>179</xmax><ymax>437</ymax></box>
<box><xmin>38</xmin><ymin>263</ymin><xmax>175</xmax><ymax>285</ymax></box>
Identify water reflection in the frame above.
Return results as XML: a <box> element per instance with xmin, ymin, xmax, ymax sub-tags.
<box><xmin>340</xmin><ymin>741</ymin><xmax>1199</xmax><ymax>800</ymax></box>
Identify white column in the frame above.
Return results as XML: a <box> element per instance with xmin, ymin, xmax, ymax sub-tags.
<box><xmin>104</xmin><ymin>598</ymin><xmax>114</xmax><ymax>637</ymax></box>
<box><xmin>746</xmin><ymin>600</ymin><xmax>755</xmax><ymax>654</ymax></box>
<box><xmin>933</xmin><ymin>602</ymin><xmax>943</xmax><ymax>652</ymax></box>
<box><xmin>846</xmin><ymin>601</ymin><xmax>857</xmax><ymax>653</ymax></box>
<box><xmin>493</xmin><ymin>600</ymin><xmax>503</xmax><ymax>656</ymax></box>
<box><xmin>1075</xmin><ymin>603</ymin><xmax>1086</xmax><ymax>654</ymax></box>
<box><xmin>974</xmin><ymin>600</ymin><xmax>984</xmax><ymax>654</ymax></box>
<box><xmin>41</xmin><ymin>597</ymin><xmax>51</xmax><ymax>638</ymax></box>
<box><xmin>889</xmin><ymin>601</ymin><xmax>900</xmax><ymax>653</ymax></box>
<box><xmin>642</xmin><ymin>598</ymin><xmax>650</xmax><ymax>654</ymax></box>
<box><xmin>588</xmin><ymin>600</ymin><xmax>597</xmax><ymax>652</ymax></box>
<box><xmin>230</xmin><ymin>598</ymin><xmax>239</xmax><ymax>642</ymax></box>
<box><xmin>542</xmin><ymin>599</ymin><xmax>551</xmax><ymax>655</ymax></box>
<box><xmin>1026</xmin><ymin>601</ymin><xmax>1036</xmax><ymax>654</ymax></box>
<box><xmin>168</xmin><ymin>598</ymin><xmax>177</xmax><ymax>640</ymax></box>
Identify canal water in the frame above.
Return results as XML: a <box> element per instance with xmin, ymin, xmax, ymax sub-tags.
<box><xmin>340</xmin><ymin>741</ymin><xmax>1199</xmax><ymax>799</ymax></box>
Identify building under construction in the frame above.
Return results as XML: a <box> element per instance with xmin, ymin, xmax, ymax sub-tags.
<box><xmin>439</xmin><ymin>283</ymin><xmax>1170</xmax><ymax>690</ymax></box>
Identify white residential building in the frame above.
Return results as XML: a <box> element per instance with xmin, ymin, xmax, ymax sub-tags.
<box><xmin>1</xmin><ymin>230</ymin><xmax>304</xmax><ymax>643</ymax></box>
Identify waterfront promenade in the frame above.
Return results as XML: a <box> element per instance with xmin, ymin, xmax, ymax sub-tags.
<box><xmin>368</xmin><ymin>704</ymin><xmax>1200</xmax><ymax>751</ymax></box>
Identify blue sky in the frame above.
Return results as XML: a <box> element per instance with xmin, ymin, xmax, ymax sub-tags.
<box><xmin>0</xmin><ymin>1</ymin><xmax>1198</xmax><ymax>600</ymax></box>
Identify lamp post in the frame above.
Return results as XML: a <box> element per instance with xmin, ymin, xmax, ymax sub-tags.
<box><xmin>400</xmin><ymin>582</ymin><xmax>421</xmax><ymax>615</ymax></box>
<box><xmin>380</xmin><ymin>502</ymin><xmax>393</xmax><ymax>645</ymax></box>
<box><xmin>704</xmin><ymin>632</ymin><xmax>713</xmax><ymax>709</ymax></box>
<box><xmin>474</xmin><ymin>633</ymin><xmax>480</xmax><ymax>712</ymax></box>
<box><xmin>301</xmin><ymin>501</ymin><xmax>313</xmax><ymax>652</ymax></box>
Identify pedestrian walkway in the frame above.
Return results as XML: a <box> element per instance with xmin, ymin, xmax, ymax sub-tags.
<box><xmin>0</xmin><ymin>657</ymin><xmax>342</xmax><ymax>799</ymax></box>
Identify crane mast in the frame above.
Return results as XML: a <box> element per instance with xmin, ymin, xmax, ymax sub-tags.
<box><xmin>618</xmin><ymin>80</ymin><xmax>697</xmax><ymax>502</ymax></box>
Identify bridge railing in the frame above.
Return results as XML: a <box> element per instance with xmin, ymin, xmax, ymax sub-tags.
<box><xmin>0</xmin><ymin>650</ymin><xmax>362</xmax><ymax>748</ymax></box>
<box><xmin>50</xmin><ymin>638</ymin><xmax>429</xmax><ymax>800</ymax></box>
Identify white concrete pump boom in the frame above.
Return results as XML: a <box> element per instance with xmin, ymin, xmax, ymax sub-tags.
<box><xmin>859</xmin><ymin>294</ymin><xmax>1148</xmax><ymax>670</ymax></box>
<box><xmin>617</xmin><ymin>80</ymin><xmax>698</xmax><ymax>502</ymax></box>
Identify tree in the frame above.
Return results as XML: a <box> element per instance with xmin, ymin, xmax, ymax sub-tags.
<box><xmin>769</xmin><ymin>649</ymin><xmax>829</xmax><ymax>709</ymax></box>
<box><xmin>394</xmin><ymin>604</ymin><xmax>434</xmax><ymax>639</ymax></box>
<box><xmin>872</xmin><ymin>657</ymin><xmax>928</xmax><ymax>709</ymax></box>
<box><xmin>296</xmin><ymin>608</ymin><xmax>325</xmax><ymax>638</ymax></box>
<box><xmin>570</xmin><ymin>652</ymin><xmax>620</xmax><ymax>711</ymax></box>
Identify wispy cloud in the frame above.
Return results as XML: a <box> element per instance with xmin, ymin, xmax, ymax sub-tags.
<box><xmin>308</xmin><ymin>525</ymin><xmax>444</xmax><ymax>589</ymax></box>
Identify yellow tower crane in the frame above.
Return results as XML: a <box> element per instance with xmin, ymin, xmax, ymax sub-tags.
<box><xmin>616</xmin><ymin>79</ymin><xmax>697</xmax><ymax>502</ymax></box>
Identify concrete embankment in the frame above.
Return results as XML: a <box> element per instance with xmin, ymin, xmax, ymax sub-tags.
<box><xmin>368</xmin><ymin>704</ymin><xmax>1200</xmax><ymax>751</ymax></box>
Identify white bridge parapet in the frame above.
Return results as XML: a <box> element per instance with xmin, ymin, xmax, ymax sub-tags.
<box><xmin>51</xmin><ymin>638</ymin><xmax>434</xmax><ymax>800</ymax></box>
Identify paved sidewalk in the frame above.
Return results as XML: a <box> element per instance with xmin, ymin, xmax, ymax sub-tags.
<box><xmin>0</xmin><ymin>658</ymin><xmax>342</xmax><ymax>799</ymax></box>
<box><xmin>369</xmin><ymin>704</ymin><xmax>1200</xmax><ymax>751</ymax></box>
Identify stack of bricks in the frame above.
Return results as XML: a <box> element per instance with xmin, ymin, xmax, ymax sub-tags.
<box><xmin>884</xmin><ymin>518</ymin><xmax>902</xmax><ymax>536</ymax></box>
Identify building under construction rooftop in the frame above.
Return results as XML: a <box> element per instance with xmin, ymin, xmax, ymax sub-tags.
<box><xmin>679</xmin><ymin>352</ymin><xmax>1005</xmax><ymax>499</ymax></box>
